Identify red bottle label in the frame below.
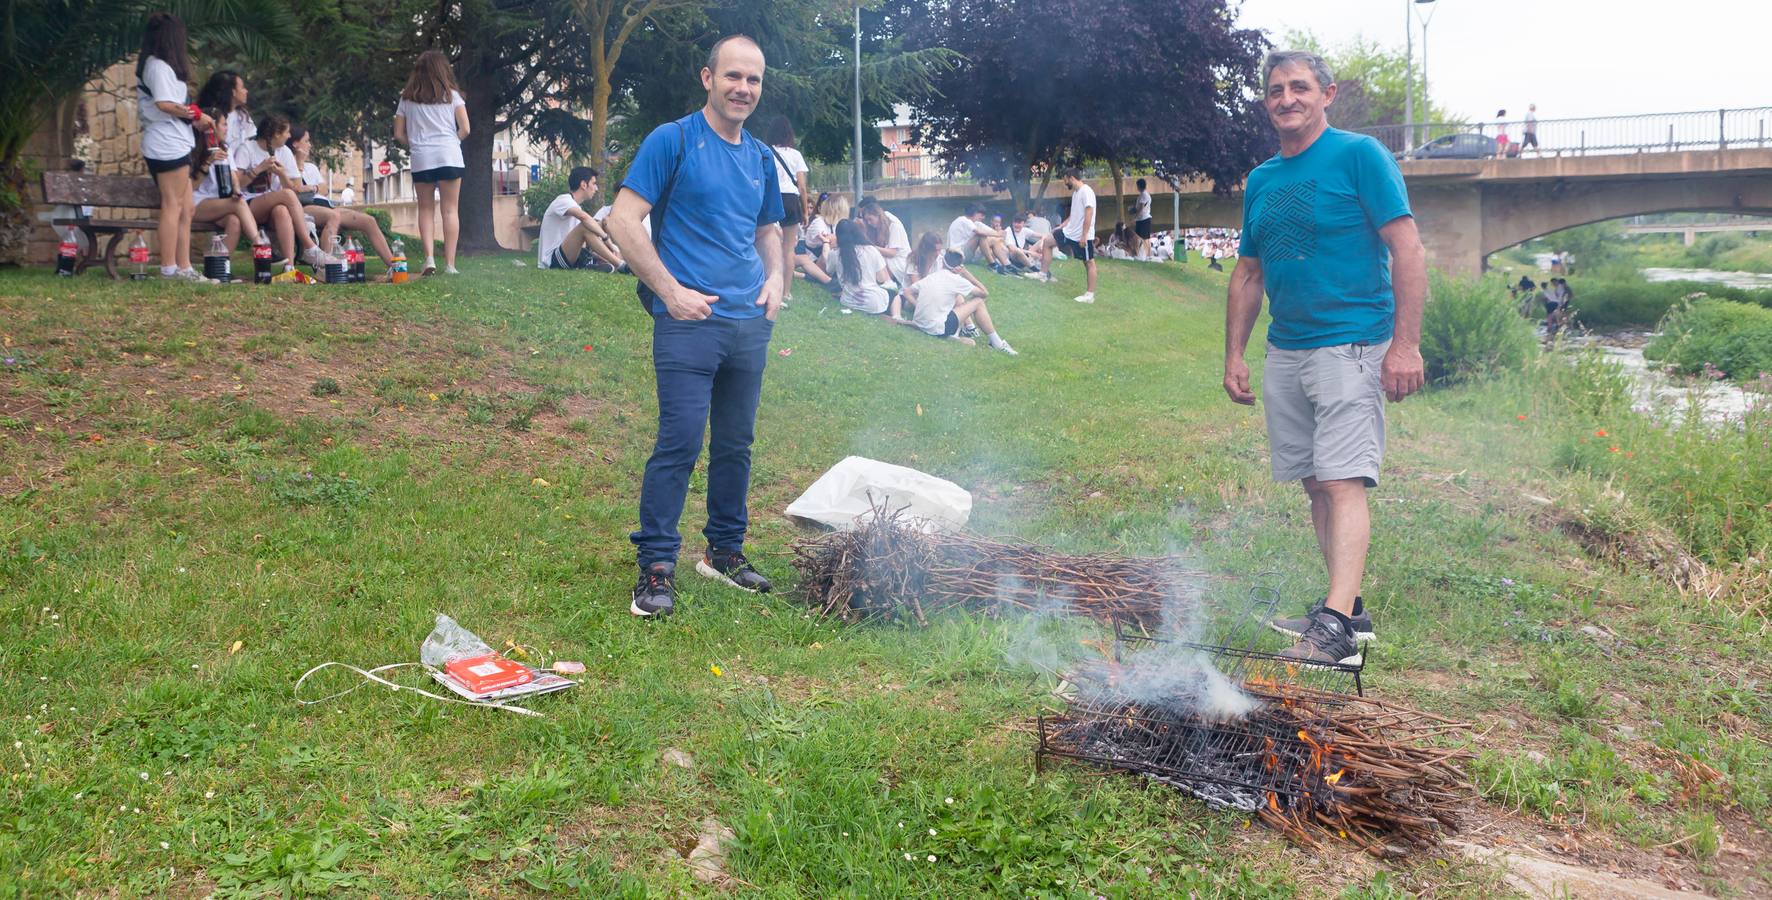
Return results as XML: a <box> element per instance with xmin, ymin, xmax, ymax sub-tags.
<box><xmin>254</xmin><ymin>244</ymin><xmax>273</xmax><ymax>260</ymax></box>
<box><xmin>59</xmin><ymin>241</ymin><xmax>77</xmax><ymax>257</ymax></box>
<box><xmin>129</xmin><ymin>246</ymin><xmax>149</xmax><ymax>264</ymax></box>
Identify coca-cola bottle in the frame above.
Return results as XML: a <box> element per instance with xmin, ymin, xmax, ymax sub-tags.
<box><xmin>55</xmin><ymin>226</ymin><xmax>78</xmax><ymax>276</ymax></box>
<box><xmin>128</xmin><ymin>231</ymin><xmax>151</xmax><ymax>281</ymax></box>
<box><xmin>203</xmin><ymin>234</ymin><xmax>229</xmax><ymax>282</ymax></box>
<box><xmin>253</xmin><ymin>234</ymin><xmax>274</xmax><ymax>284</ymax></box>
<box><xmin>348</xmin><ymin>237</ymin><xmax>365</xmax><ymax>282</ymax></box>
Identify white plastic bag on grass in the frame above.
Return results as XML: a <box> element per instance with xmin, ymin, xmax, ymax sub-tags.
<box><xmin>784</xmin><ymin>456</ymin><xmax>971</xmax><ymax>533</ymax></box>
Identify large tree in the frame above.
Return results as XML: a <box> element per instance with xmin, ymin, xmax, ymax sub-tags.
<box><xmin>890</xmin><ymin>0</ymin><xmax>1272</xmax><ymax>214</ymax></box>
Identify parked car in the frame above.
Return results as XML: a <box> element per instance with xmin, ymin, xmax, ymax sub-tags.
<box><xmin>1397</xmin><ymin>133</ymin><xmax>1497</xmax><ymax>160</ymax></box>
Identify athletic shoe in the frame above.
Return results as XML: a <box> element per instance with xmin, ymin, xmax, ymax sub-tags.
<box><xmin>1073</xmin><ymin>292</ymin><xmax>1095</xmax><ymax>304</ymax></box>
<box><xmin>956</xmin><ymin>324</ymin><xmax>980</xmax><ymax>339</ymax></box>
<box><xmin>444</xmin><ymin>265</ymin><xmax>460</xmax><ymax>275</ymax></box>
<box><xmin>1269</xmin><ymin>599</ymin><xmax>1376</xmax><ymax>644</ymax></box>
<box><xmin>1276</xmin><ymin>610</ymin><xmax>1363</xmax><ymax>668</ymax></box>
<box><xmin>1020</xmin><ymin>269</ymin><xmax>1046</xmax><ymax>280</ymax></box>
<box><xmin>696</xmin><ymin>548</ymin><xmax>772</xmax><ymax>593</ymax></box>
<box><xmin>302</xmin><ymin>246</ymin><xmax>337</xmax><ymax>268</ymax></box>
<box><xmin>991</xmin><ymin>339</ymin><xmax>1019</xmax><ymax>356</ymax></box>
<box><xmin>631</xmin><ymin>563</ymin><xmax>677</xmax><ymax>617</ymax></box>
<box><xmin>168</xmin><ymin>268</ymin><xmax>208</xmax><ymax>283</ymax></box>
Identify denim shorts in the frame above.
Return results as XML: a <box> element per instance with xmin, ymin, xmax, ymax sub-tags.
<box><xmin>1262</xmin><ymin>340</ymin><xmax>1390</xmax><ymax>486</ymax></box>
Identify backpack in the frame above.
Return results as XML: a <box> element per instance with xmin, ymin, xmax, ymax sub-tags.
<box><xmin>635</xmin><ymin>118</ymin><xmax>777</xmax><ymax>315</ymax></box>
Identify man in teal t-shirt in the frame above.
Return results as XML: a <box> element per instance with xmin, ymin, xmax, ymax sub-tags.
<box><xmin>1223</xmin><ymin>50</ymin><xmax>1428</xmax><ymax>668</ymax></box>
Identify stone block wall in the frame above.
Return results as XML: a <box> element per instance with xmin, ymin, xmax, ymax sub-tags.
<box><xmin>21</xmin><ymin>62</ymin><xmax>144</xmax><ymax>267</ymax></box>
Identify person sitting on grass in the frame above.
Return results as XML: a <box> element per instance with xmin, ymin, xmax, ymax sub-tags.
<box><xmin>903</xmin><ymin>250</ymin><xmax>1019</xmax><ymax>355</ymax></box>
<box><xmin>857</xmin><ymin>197</ymin><xmax>912</xmax><ymax>288</ymax></box>
<box><xmin>908</xmin><ymin>230</ymin><xmax>945</xmax><ymax>285</ymax></box>
<box><xmin>946</xmin><ymin>202</ymin><xmax>1023</xmax><ymax>276</ymax></box>
<box><xmin>189</xmin><ymin>108</ymin><xmax>265</xmax><ymax>259</ymax></box>
<box><xmin>535</xmin><ymin>165</ymin><xmax>626</xmax><ymax>272</ymax></box>
<box><xmin>832</xmin><ymin>217</ymin><xmax>900</xmax><ymax>317</ymax></box>
<box><xmin>285</xmin><ymin>125</ymin><xmax>397</xmax><ymax>276</ymax></box>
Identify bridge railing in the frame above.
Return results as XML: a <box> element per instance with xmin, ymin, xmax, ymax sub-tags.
<box><xmin>1360</xmin><ymin>107</ymin><xmax>1772</xmax><ymax>158</ymax></box>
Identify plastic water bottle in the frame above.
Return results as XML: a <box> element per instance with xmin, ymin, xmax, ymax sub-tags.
<box><xmin>253</xmin><ymin>234</ymin><xmax>274</xmax><ymax>284</ymax></box>
<box><xmin>55</xmin><ymin>226</ymin><xmax>78</xmax><ymax>276</ymax></box>
<box><xmin>324</xmin><ymin>234</ymin><xmax>346</xmax><ymax>284</ymax></box>
<box><xmin>390</xmin><ymin>237</ymin><xmax>408</xmax><ymax>284</ymax></box>
<box><xmin>128</xmin><ymin>231</ymin><xmax>151</xmax><ymax>281</ymax></box>
<box><xmin>203</xmin><ymin>234</ymin><xmax>229</xmax><ymax>282</ymax></box>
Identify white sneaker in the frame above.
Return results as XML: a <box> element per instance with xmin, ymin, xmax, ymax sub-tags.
<box><xmin>444</xmin><ymin>265</ymin><xmax>460</xmax><ymax>275</ymax></box>
<box><xmin>302</xmin><ymin>246</ymin><xmax>335</xmax><ymax>267</ymax></box>
<box><xmin>175</xmin><ymin>268</ymin><xmax>208</xmax><ymax>283</ymax></box>
<box><xmin>991</xmin><ymin>339</ymin><xmax>1019</xmax><ymax>356</ymax></box>
<box><xmin>1073</xmin><ymin>292</ymin><xmax>1095</xmax><ymax>304</ymax></box>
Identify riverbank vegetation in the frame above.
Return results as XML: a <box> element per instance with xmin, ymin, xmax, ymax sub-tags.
<box><xmin>2</xmin><ymin>258</ymin><xmax>1767</xmax><ymax>896</ymax></box>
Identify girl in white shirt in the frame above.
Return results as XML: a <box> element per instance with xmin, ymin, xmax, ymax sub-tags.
<box><xmin>189</xmin><ymin>110</ymin><xmax>264</xmax><ymax>256</ymax></box>
<box><xmin>832</xmin><ymin>219</ymin><xmax>900</xmax><ymax>317</ymax></box>
<box><xmin>765</xmin><ymin>116</ymin><xmax>812</xmax><ymax>301</ymax></box>
<box><xmin>136</xmin><ymin>13</ymin><xmax>213</xmax><ymax>281</ymax></box>
<box><xmin>230</xmin><ymin>113</ymin><xmax>333</xmax><ymax>270</ymax></box>
<box><xmin>286</xmin><ymin>125</ymin><xmax>395</xmax><ymax>274</ymax></box>
<box><xmin>197</xmin><ymin>70</ymin><xmax>254</xmax><ymax>156</ymax></box>
<box><xmin>394</xmin><ymin>51</ymin><xmax>470</xmax><ymax>276</ymax></box>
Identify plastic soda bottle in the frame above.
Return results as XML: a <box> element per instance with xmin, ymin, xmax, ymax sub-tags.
<box><xmin>203</xmin><ymin>234</ymin><xmax>229</xmax><ymax>282</ymax></box>
<box><xmin>348</xmin><ymin>237</ymin><xmax>365</xmax><ymax>282</ymax></box>
<box><xmin>128</xmin><ymin>231</ymin><xmax>151</xmax><ymax>281</ymax></box>
<box><xmin>324</xmin><ymin>234</ymin><xmax>346</xmax><ymax>284</ymax></box>
<box><xmin>390</xmin><ymin>237</ymin><xmax>408</xmax><ymax>284</ymax></box>
<box><xmin>253</xmin><ymin>234</ymin><xmax>274</xmax><ymax>284</ymax></box>
<box><xmin>56</xmin><ymin>226</ymin><xmax>78</xmax><ymax>276</ymax></box>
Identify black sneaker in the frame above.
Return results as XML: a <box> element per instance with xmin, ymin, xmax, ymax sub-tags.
<box><xmin>631</xmin><ymin>563</ymin><xmax>676</xmax><ymax>617</ymax></box>
<box><xmin>1276</xmin><ymin>609</ymin><xmax>1363</xmax><ymax>668</ymax></box>
<box><xmin>1269</xmin><ymin>598</ymin><xmax>1376</xmax><ymax>643</ymax></box>
<box><xmin>696</xmin><ymin>548</ymin><xmax>772</xmax><ymax>593</ymax></box>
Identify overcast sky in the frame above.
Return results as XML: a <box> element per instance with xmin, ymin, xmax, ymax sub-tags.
<box><xmin>1235</xmin><ymin>0</ymin><xmax>1768</xmax><ymax>121</ymax></box>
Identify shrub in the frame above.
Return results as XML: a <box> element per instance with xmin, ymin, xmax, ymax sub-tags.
<box><xmin>1420</xmin><ymin>273</ymin><xmax>1538</xmax><ymax>384</ymax></box>
<box><xmin>1567</xmin><ymin>278</ymin><xmax>1772</xmax><ymax>329</ymax></box>
<box><xmin>522</xmin><ymin>166</ymin><xmax>570</xmax><ymax>220</ymax></box>
<box><xmin>1644</xmin><ymin>298</ymin><xmax>1772</xmax><ymax>380</ymax></box>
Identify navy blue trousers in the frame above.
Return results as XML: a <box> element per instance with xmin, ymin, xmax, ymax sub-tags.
<box><xmin>631</xmin><ymin>312</ymin><xmax>774</xmax><ymax>567</ymax></box>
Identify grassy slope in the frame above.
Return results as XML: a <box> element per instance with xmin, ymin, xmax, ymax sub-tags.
<box><xmin>1</xmin><ymin>255</ymin><xmax>1766</xmax><ymax>897</ymax></box>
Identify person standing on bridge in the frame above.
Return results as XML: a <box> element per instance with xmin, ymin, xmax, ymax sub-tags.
<box><xmin>1522</xmin><ymin>104</ymin><xmax>1540</xmax><ymax>156</ymax></box>
<box><xmin>1223</xmin><ymin>50</ymin><xmax>1427</xmax><ymax>667</ymax></box>
<box><xmin>608</xmin><ymin>34</ymin><xmax>785</xmax><ymax>618</ymax></box>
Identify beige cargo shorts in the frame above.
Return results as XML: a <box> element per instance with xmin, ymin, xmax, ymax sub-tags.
<box><xmin>1261</xmin><ymin>340</ymin><xmax>1389</xmax><ymax>486</ymax></box>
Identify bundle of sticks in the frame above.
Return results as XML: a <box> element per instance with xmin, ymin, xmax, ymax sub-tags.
<box><xmin>789</xmin><ymin>502</ymin><xmax>1201</xmax><ymax>626</ymax></box>
<box><xmin>1040</xmin><ymin>663</ymin><xmax>1474</xmax><ymax>856</ymax></box>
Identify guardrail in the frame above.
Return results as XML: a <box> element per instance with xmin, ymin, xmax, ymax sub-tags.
<box><xmin>1360</xmin><ymin>107</ymin><xmax>1772</xmax><ymax>158</ymax></box>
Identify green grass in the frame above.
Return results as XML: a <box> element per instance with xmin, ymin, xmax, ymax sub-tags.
<box><xmin>2</xmin><ymin>255</ymin><xmax>1768</xmax><ymax>897</ymax></box>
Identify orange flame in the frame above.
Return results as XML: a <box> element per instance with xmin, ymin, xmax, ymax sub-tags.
<box><xmin>1267</xmin><ymin>791</ymin><xmax>1279</xmax><ymax>811</ymax></box>
<box><xmin>1324</xmin><ymin>769</ymin><xmax>1345</xmax><ymax>786</ymax></box>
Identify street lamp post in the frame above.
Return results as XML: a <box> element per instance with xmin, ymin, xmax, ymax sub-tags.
<box><xmin>853</xmin><ymin>4</ymin><xmax>864</xmax><ymax>205</ymax></box>
<box><xmin>1406</xmin><ymin>0</ymin><xmax>1439</xmax><ymax>150</ymax></box>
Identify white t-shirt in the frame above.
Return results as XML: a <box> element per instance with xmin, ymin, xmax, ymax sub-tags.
<box><xmin>138</xmin><ymin>56</ymin><xmax>195</xmax><ymax>161</ymax></box>
<box><xmin>300</xmin><ymin>162</ymin><xmax>328</xmax><ymax>202</ymax></box>
<box><xmin>1024</xmin><ymin>214</ymin><xmax>1052</xmax><ymax>237</ymax></box>
<box><xmin>836</xmin><ymin>245</ymin><xmax>890</xmax><ymax>314</ymax></box>
<box><xmin>224</xmin><ymin>109</ymin><xmax>256</xmax><ymax>155</ymax></box>
<box><xmin>910</xmin><ymin>269</ymin><xmax>973</xmax><ymax>336</ymax></box>
<box><xmin>230</xmin><ymin>140</ymin><xmax>280</xmax><ymax>199</ymax></box>
<box><xmin>1134</xmin><ymin>190</ymin><xmax>1152</xmax><ymax>222</ymax></box>
<box><xmin>537</xmin><ymin>193</ymin><xmax>585</xmax><ymax>268</ymax></box>
<box><xmin>804</xmin><ymin>215</ymin><xmax>832</xmax><ymax>251</ymax></box>
<box><xmin>395</xmin><ymin>90</ymin><xmax>466</xmax><ymax>172</ymax></box>
<box><xmin>772</xmin><ymin>146</ymin><xmax>808</xmax><ymax>196</ymax></box>
<box><xmin>339</xmin><ymin>186</ymin><xmax>355</xmax><ymax>205</ymax></box>
<box><xmin>594</xmin><ymin>203</ymin><xmax>651</xmax><ymax>238</ymax></box>
<box><xmin>1062</xmin><ymin>185</ymin><xmax>1097</xmax><ymax>242</ymax></box>
<box><xmin>275</xmin><ymin>146</ymin><xmax>303</xmax><ymax>194</ymax></box>
<box><xmin>878</xmin><ymin>211</ymin><xmax>911</xmax><ymax>281</ymax></box>
<box><xmin>946</xmin><ymin>215</ymin><xmax>990</xmax><ymax>251</ymax></box>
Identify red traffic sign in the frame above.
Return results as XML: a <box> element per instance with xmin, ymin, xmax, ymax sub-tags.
<box><xmin>377</xmin><ymin>160</ymin><xmax>393</xmax><ymax>177</ymax></box>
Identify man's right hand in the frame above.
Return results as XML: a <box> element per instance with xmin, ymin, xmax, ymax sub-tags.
<box><xmin>1224</xmin><ymin>357</ymin><xmax>1255</xmax><ymax>405</ymax></box>
<box><xmin>665</xmin><ymin>286</ymin><xmax>717</xmax><ymax>321</ymax></box>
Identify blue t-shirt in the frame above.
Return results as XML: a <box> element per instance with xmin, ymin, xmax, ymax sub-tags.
<box><xmin>1238</xmin><ymin>128</ymin><xmax>1412</xmax><ymax>350</ymax></box>
<box><xmin>620</xmin><ymin>112</ymin><xmax>785</xmax><ymax>319</ymax></box>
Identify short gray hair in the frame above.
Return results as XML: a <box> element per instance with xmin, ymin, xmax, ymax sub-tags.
<box><xmin>706</xmin><ymin>34</ymin><xmax>761</xmax><ymax>73</ymax></box>
<box><xmin>1262</xmin><ymin>50</ymin><xmax>1334</xmax><ymax>90</ymax></box>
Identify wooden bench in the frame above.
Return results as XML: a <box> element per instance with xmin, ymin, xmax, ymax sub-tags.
<box><xmin>40</xmin><ymin>171</ymin><xmax>217</xmax><ymax>279</ymax></box>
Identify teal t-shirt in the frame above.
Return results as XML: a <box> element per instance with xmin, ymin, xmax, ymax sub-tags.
<box><xmin>1238</xmin><ymin>128</ymin><xmax>1412</xmax><ymax>350</ymax></box>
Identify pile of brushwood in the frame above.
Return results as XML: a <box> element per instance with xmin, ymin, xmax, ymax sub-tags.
<box><xmin>789</xmin><ymin>503</ymin><xmax>1200</xmax><ymax>626</ymax></box>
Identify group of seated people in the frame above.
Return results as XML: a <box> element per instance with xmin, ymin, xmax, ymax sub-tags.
<box><xmin>1182</xmin><ymin>227</ymin><xmax>1241</xmax><ymax>271</ymax></box>
<box><xmin>190</xmin><ymin>71</ymin><xmax>394</xmax><ymax>278</ymax></box>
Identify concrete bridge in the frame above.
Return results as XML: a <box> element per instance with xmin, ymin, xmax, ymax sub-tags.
<box><xmin>863</xmin><ymin>149</ymin><xmax>1772</xmax><ymax>277</ymax></box>
<box><xmin>1620</xmin><ymin>219</ymin><xmax>1772</xmax><ymax>245</ymax></box>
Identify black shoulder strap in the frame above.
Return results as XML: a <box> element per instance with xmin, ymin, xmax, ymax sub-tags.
<box><xmin>637</xmin><ymin>121</ymin><xmax>689</xmax><ymax>314</ymax></box>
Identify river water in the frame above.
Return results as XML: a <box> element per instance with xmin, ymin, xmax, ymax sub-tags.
<box><xmin>1573</xmin><ymin>267</ymin><xmax>1763</xmax><ymax>425</ymax></box>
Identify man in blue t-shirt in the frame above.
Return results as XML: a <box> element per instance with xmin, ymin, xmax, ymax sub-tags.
<box><xmin>1222</xmin><ymin>50</ymin><xmax>1427</xmax><ymax>667</ymax></box>
<box><xmin>607</xmin><ymin>34</ymin><xmax>785</xmax><ymax>618</ymax></box>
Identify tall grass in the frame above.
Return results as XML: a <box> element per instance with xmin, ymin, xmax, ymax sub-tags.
<box><xmin>1420</xmin><ymin>273</ymin><xmax>1538</xmax><ymax>384</ymax></box>
<box><xmin>1644</xmin><ymin>298</ymin><xmax>1772</xmax><ymax>381</ymax></box>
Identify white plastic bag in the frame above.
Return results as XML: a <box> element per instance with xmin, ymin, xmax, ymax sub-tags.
<box><xmin>784</xmin><ymin>456</ymin><xmax>971</xmax><ymax>533</ymax></box>
<box><xmin>419</xmin><ymin>613</ymin><xmax>494</xmax><ymax>669</ymax></box>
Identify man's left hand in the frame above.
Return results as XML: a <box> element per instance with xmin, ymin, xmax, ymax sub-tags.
<box><xmin>1381</xmin><ymin>343</ymin><xmax>1426</xmax><ymax>402</ymax></box>
<box><xmin>756</xmin><ymin>276</ymin><xmax>784</xmax><ymax>321</ymax></box>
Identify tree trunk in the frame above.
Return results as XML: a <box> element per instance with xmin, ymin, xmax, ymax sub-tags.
<box><xmin>455</xmin><ymin>74</ymin><xmax>504</xmax><ymax>253</ymax></box>
<box><xmin>1109</xmin><ymin>157</ymin><xmax>1126</xmax><ymax>227</ymax></box>
<box><xmin>1033</xmin><ymin>166</ymin><xmax>1053</xmax><ymax>205</ymax></box>
<box><xmin>589</xmin><ymin>70</ymin><xmax>613</xmax><ymax>206</ymax></box>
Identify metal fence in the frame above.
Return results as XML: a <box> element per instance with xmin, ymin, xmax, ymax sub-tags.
<box><xmin>1359</xmin><ymin>107</ymin><xmax>1772</xmax><ymax>158</ymax></box>
<box><xmin>808</xmin><ymin>154</ymin><xmax>978</xmax><ymax>194</ymax></box>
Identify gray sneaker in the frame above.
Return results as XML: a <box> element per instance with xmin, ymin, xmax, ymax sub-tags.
<box><xmin>1277</xmin><ymin>610</ymin><xmax>1363</xmax><ymax>668</ymax></box>
<box><xmin>1269</xmin><ymin>599</ymin><xmax>1375</xmax><ymax>643</ymax></box>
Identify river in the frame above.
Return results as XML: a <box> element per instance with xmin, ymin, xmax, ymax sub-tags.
<box><xmin>1574</xmin><ymin>267</ymin><xmax>1762</xmax><ymax>426</ymax></box>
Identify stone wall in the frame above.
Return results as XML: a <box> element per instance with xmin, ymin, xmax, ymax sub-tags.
<box><xmin>21</xmin><ymin>63</ymin><xmax>144</xmax><ymax>266</ymax></box>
